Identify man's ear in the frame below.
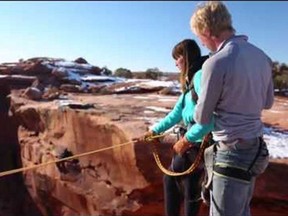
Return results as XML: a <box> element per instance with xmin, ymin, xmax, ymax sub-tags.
<box><xmin>211</xmin><ymin>35</ymin><xmax>217</xmax><ymax>40</ymax></box>
<box><xmin>202</xmin><ymin>29</ymin><xmax>211</xmax><ymax>38</ymax></box>
<box><xmin>204</xmin><ymin>29</ymin><xmax>219</xmax><ymax>39</ymax></box>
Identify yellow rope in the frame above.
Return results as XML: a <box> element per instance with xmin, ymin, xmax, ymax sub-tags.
<box><xmin>0</xmin><ymin>134</ymin><xmax>166</xmax><ymax>178</ymax></box>
<box><xmin>0</xmin><ymin>132</ymin><xmax>210</xmax><ymax>178</ymax></box>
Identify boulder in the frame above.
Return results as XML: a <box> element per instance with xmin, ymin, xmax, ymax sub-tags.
<box><xmin>74</xmin><ymin>57</ymin><xmax>88</xmax><ymax>64</ymax></box>
<box><xmin>23</xmin><ymin>87</ymin><xmax>43</xmax><ymax>100</ymax></box>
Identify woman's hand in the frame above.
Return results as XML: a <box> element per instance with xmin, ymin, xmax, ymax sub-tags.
<box><xmin>134</xmin><ymin>130</ymin><xmax>155</xmax><ymax>142</ymax></box>
<box><xmin>173</xmin><ymin>137</ymin><xmax>194</xmax><ymax>155</ymax></box>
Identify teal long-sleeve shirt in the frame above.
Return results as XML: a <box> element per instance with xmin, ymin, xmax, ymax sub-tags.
<box><xmin>152</xmin><ymin>69</ymin><xmax>214</xmax><ymax>144</ymax></box>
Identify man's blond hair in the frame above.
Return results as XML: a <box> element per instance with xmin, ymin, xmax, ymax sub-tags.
<box><xmin>190</xmin><ymin>1</ymin><xmax>235</xmax><ymax>37</ymax></box>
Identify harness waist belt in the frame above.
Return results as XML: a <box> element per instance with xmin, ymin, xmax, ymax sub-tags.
<box><xmin>213</xmin><ymin>165</ymin><xmax>252</xmax><ymax>182</ymax></box>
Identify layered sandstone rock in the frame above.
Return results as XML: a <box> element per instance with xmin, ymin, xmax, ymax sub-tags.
<box><xmin>11</xmin><ymin>93</ymin><xmax>175</xmax><ymax>216</ymax></box>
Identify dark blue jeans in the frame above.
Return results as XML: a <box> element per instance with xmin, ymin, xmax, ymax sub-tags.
<box><xmin>163</xmin><ymin>149</ymin><xmax>204</xmax><ymax>216</ymax></box>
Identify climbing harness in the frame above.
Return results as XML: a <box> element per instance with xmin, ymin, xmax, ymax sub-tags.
<box><xmin>213</xmin><ymin>136</ymin><xmax>269</xmax><ymax>182</ymax></box>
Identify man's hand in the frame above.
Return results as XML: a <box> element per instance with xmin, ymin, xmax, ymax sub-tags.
<box><xmin>173</xmin><ymin>137</ymin><xmax>194</xmax><ymax>155</ymax></box>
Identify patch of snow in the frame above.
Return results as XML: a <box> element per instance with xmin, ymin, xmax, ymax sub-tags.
<box><xmin>125</xmin><ymin>78</ymin><xmax>151</xmax><ymax>83</ymax></box>
<box><xmin>145</xmin><ymin>106</ymin><xmax>171</xmax><ymax>113</ymax></box>
<box><xmin>124</xmin><ymin>78</ymin><xmax>180</xmax><ymax>88</ymax></box>
<box><xmin>56</xmin><ymin>99</ymin><xmax>78</xmax><ymax>107</ymax></box>
<box><xmin>158</xmin><ymin>98</ymin><xmax>178</xmax><ymax>102</ymax></box>
<box><xmin>81</xmin><ymin>75</ymin><xmax>120</xmax><ymax>82</ymax></box>
<box><xmin>66</xmin><ymin>71</ymin><xmax>81</xmax><ymax>82</ymax></box>
<box><xmin>263</xmin><ymin>126</ymin><xmax>288</xmax><ymax>159</ymax></box>
<box><xmin>141</xmin><ymin>80</ymin><xmax>177</xmax><ymax>88</ymax></box>
<box><xmin>0</xmin><ymin>74</ymin><xmax>37</xmax><ymax>79</ymax></box>
<box><xmin>114</xmin><ymin>86</ymin><xmax>141</xmax><ymax>92</ymax></box>
<box><xmin>133</xmin><ymin>96</ymin><xmax>151</xmax><ymax>100</ymax></box>
<box><xmin>66</xmin><ymin>68</ymin><xmax>90</xmax><ymax>75</ymax></box>
<box><xmin>54</xmin><ymin>61</ymin><xmax>94</xmax><ymax>70</ymax></box>
<box><xmin>143</xmin><ymin>110</ymin><xmax>155</xmax><ymax>114</ymax></box>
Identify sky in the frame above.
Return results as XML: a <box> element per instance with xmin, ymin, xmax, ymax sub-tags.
<box><xmin>0</xmin><ymin>1</ymin><xmax>287</xmax><ymax>73</ymax></box>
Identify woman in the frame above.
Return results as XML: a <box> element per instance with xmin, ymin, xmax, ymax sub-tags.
<box><xmin>142</xmin><ymin>39</ymin><xmax>214</xmax><ymax>216</ymax></box>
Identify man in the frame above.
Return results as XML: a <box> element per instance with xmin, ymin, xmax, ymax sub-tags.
<box><xmin>190</xmin><ymin>1</ymin><xmax>274</xmax><ymax>216</ymax></box>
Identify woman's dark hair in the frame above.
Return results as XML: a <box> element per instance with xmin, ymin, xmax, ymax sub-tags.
<box><xmin>172</xmin><ymin>39</ymin><xmax>201</xmax><ymax>92</ymax></box>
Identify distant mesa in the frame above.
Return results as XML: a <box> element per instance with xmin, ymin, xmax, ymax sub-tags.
<box><xmin>0</xmin><ymin>57</ymin><xmax>181</xmax><ymax>101</ymax></box>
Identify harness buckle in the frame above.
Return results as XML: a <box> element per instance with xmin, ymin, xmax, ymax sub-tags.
<box><xmin>172</xmin><ymin>125</ymin><xmax>187</xmax><ymax>140</ymax></box>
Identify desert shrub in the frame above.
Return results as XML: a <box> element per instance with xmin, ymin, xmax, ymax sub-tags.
<box><xmin>102</xmin><ymin>67</ymin><xmax>112</xmax><ymax>76</ymax></box>
<box><xmin>145</xmin><ymin>68</ymin><xmax>163</xmax><ymax>80</ymax></box>
<box><xmin>114</xmin><ymin>68</ymin><xmax>132</xmax><ymax>78</ymax></box>
<box><xmin>274</xmin><ymin>74</ymin><xmax>288</xmax><ymax>91</ymax></box>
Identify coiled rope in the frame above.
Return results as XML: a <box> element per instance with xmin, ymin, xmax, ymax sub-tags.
<box><xmin>0</xmin><ymin>133</ymin><xmax>210</xmax><ymax>178</ymax></box>
<box><xmin>147</xmin><ymin>133</ymin><xmax>212</xmax><ymax>176</ymax></box>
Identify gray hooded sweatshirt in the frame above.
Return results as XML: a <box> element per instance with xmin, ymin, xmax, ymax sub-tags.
<box><xmin>194</xmin><ymin>35</ymin><xmax>274</xmax><ymax>142</ymax></box>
